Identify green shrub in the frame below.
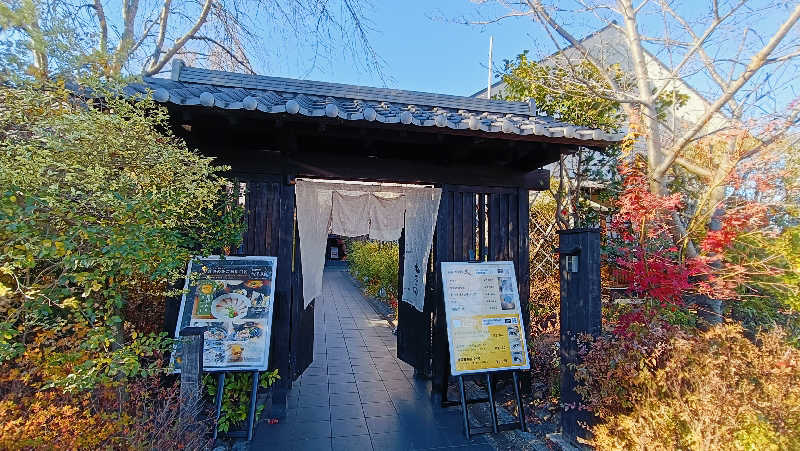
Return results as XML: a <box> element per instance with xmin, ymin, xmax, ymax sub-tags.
<box><xmin>727</xmin><ymin>226</ymin><xmax>800</xmax><ymax>344</ymax></box>
<box><xmin>0</xmin><ymin>79</ymin><xmax>245</xmax><ymax>447</ymax></box>
<box><xmin>0</xmin><ymin>81</ymin><xmax>245</xmax><ymax>390</ymax></box>
<box><xmin>576</xmin><ymin>324</ymin><xmax>800</xmax><ymax>450</ymax></box>
<box><xmin>346</xmin><ymin>240</ymin><xmax>399</xmax><ymax>314</ymax></box>
<box><xmin>202</xmin><ymin>369</ymin><xmax>280</xmax><ymax>433</ymax></box>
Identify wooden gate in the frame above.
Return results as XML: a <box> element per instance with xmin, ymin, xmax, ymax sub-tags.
<box><xmin>396</xmin><ymin>230</ymin><xmax>437</xmax><ymax>374</ymax></box>
<box><xmin>235</xmin><ymin>178</ymin><xmax>314</xmax><ymax>411</ymax></box>
<box><xmin>396</xmin><ymin>185</ymin><xmax>531</xmax><ymax>387</ymax></box>
<box><xmin>434</xmin><ymin>185</ymin><xmax>531</xmax><ymax>392</ymax></box>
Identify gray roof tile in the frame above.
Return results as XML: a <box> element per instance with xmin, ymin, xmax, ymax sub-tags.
<box><xmin>126</xmin><ymin>62</ymin><xmax>623</xmax><ymax>143</ymax></box>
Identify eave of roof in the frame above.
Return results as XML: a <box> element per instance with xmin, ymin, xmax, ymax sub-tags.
<box><xmin>126</xmin><ymin>60</ymin><xmax>623</xmax><ymax>144</ymax></box>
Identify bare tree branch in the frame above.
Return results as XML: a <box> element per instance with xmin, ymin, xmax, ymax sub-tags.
<box><xmin>674</xmin><ymin>156</ymin><xmax>714</xmax><ymax>178</ymax></box>
<box><xmin>128</xmin><ymin>19</ymin><xmax>158</xmax><ymax>60</ymax></box>
<box><xmin>148</xmin><ymin>0</ymin><xmax>172</xmax><ymax>72</ymax></box>
<box><xmin>653</xmin><ymin>3</ymin><xmax>800</xmax><ymax>182</ymax></box>
<box><xmin>143</xmin><ymin>0</ymin><xmax>213</xmax><ymax>76</ymax></box>
<box><xmin>739</xmin><ymin>106</ymin><xmax>800</xmax><ymax>161</ymax></box>
<box><xmin>113</xmin><ymin>0</ymin><xmax>141</xmax><ymax>73</ymax></box>
<box><xmin>190</xmin><ymin>35</ymin><xmax>255</xmax><ymax>74</ymax></box>
<box><xmin>766</xmin><ymin>49</ymin><xmax>800</xmax><ymax>65</ymax></box>
<box><xmin>523</xmin><ymin>0</ymin><xmax>631</xmax><ymax>102</ymax></box>
<box><xmin>651</xmin><ymin>0</ymin><xmax>747</xmax><ymax>100</ymax></box>
<box><xmin>92</xmin><ymin>0</ymin><xmax>107</xmax><ymax>54</ymax></box>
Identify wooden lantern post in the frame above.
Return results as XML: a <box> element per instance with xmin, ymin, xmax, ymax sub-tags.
<box><xmin>557</xmin><ymin>228</ymin><xmax>602</xmax><ymax>444</ymax></box>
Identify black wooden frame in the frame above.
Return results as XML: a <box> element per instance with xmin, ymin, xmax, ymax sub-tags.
<box><xmin>426</xmin><ymin>185</ymin><xmax>531</xmax><ymax>397</ymax></box>
<box><xmin>229</xmin><ymin>176</ymin><xmax>315</xmax><ymax>415</ymax></box>
<box><xmin>160</xmin><ymin>98</ymin><xmax>589</xmax><ymax>416</ymax></box>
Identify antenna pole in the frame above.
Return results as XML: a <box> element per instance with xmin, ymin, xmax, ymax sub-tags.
<box><xmin>487</xmin><ymin>36</ymin><xmax>494</xmax><ymax>100</ymax></box>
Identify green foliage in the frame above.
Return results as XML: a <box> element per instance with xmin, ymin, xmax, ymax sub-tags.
<box><xmin>0</xmin><ymin>79</ymin><xmax>245</xmax><ymax>391</ymax></box>
<box><xmin>0</xmin><ymin>0</ymin><xmax>98</xmax><ymax>80</ymax></box>
<box><xmin>500</xmin><ymin>52</ymin><xmax>625</xmax><ymax>131</ymax></box>
<box><xmin>726</xmin><ymin>226</ymin><xmax>800</xmax><ymax>343</ymax></box>
<box><xmin>346</xmin><ymin>240</ymin><xmax>399</xmax><ymax>313</ymax></box>
<box><xmin>203</xmin><ymin>369</ymin><xmax>280</xmax><ymax>433</ymax></box>
<box><xmin>653</xmin><ymin>88</ymin><xmax>689</xmax><ymax>122</ymax></box>
<box><xmin>500</xmin><ymin>51</ymin><xmax>688</xmax><ymax>132</ymax></box>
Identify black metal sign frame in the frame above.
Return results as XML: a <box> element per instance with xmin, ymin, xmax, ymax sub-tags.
<box><xmin>455</xmin><ymin>370</ymin><xmax>527</xmax><ymax>439</ymax></box>
<box><xmin>211</xmin><ymin>371</ymin><xmax>260</xmax><ymax>441</ymax></box>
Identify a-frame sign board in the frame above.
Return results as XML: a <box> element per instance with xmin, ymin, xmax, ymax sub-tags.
<box><xmin>440</xmin><ymin>261</ymin><xmax>529</xmax><ymax>438</ymax></box>
<box><xmin>173</xmin><ymin>256</ymin><xmax>278</xmax><ymax>440</ymax></box>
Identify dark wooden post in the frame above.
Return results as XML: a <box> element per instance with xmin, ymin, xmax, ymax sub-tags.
<box><xmin>268</xmin><ymin>180</ymin><xmax>295</xmax><ymax>418</ymax></box>
<box><xmin>179</xmin><ymin>327</ymin><xmax>205</xmax><ymax>421</ymax></box>
<box><xmin>557</xmin><ymin>228</ymin><xmax>601</xmax><ymax>444</ymax></box>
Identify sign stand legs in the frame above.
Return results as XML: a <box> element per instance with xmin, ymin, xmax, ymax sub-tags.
<box><xmin>512</xmin><ymin>371</ymin><xmax>527</xmax><ymax>433</ymax></box>
<box><xmin>247</xmin><ymin>371</ymin><xmax>260</xmax><ymax>441</ymax></box>
<box><xmin>213</xmin><ymin>372</ymin><xmax>226</xmax><ymax>441</ymax></box>
<box><xmin>485</xmin><ymin>373</ymin><xmax>499</xmax><ymax>434</ymax></box>
<box><xmin>457</xmin><ymin>376</ymin><xmax>471</xmax><ymax>439</ymax></box>
<box><xmin>211</xmin><ymin>371</ymin><xmax>261</xmax><ymax>442</ymax></box>
<box><xmin>456</xmin><ymin>371</ymin><xmax>528</xmax><ymax>439</ymax></box>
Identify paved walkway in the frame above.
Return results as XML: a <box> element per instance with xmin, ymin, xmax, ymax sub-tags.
<box><xmin>252</xmin><ymin>266</ymin><xmax>494</xmax><ymax>451</ymax></box>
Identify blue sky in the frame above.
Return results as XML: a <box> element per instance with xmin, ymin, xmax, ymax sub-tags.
<box><xmin>257</xmin><ymin>0</ymin><xmax>554</xmax><ymax>97</ymax></box>
<box><xmin>11</xmin><ymin>0</ymin><xmax>787</xmax><ymax>108</ymax></box>
<box><xmin>251</xmin><ymin>0</ymin><xmax>797</xmax><ymax>111</ymax></box>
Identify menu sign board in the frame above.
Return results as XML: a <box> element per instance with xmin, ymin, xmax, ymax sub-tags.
<box><xmin>173</xmin><ymin>256</ymin><xmax>277</xmax><ymax>372</ymax></box>
<box><xmin>441</xmin><ymin>261</ymin><xmax>530</xmax><ymax>375</ymax></box>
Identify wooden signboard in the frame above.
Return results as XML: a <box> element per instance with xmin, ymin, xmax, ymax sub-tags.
<box><xmin>173</xmin><ymin>256</ymin><xmax>277</xmax><ymax>372</ymax></box>
<box><xmin>441</xmin><ymin>261</ymin><xmax>530</xmax><ymax>375</ymax></box>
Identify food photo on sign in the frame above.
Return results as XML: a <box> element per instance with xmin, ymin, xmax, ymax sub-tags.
<box><xmin>172</xmin><ymin>256</ymin><xmax>277</xmax><ymax>372</ymax></box>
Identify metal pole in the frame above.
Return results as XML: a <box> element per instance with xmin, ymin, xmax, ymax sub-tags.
<box><xmin>247</xmin><ymin>371</ymin><xmax>260</xmax><ymax>440</ymax></box>
<box><xmin>486</xmin><ymin>373</ymin><xmax>499</xmax><ymax>434</ymax></box>
<box><xmin>458</xmin><ymin>376</ymin><xmax>470</xmax><ymax>439</ymax></box>
<box><xmin>513</xmin><ymin>371</ymin><xmax>528</xmax><ymax>432</ymax></box>
<box><xmin>487</xmin><ymin>36</ymin><xmax>494</xmax><ymax>100</ymax></box>
<box><xmin>213</xmin><ymin>372</ymin><xmax>225</xmax><ymax>441</ymax></box>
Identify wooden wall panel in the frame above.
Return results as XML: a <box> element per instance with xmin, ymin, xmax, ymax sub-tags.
<box><xmin>517</xmin><ymin>188</ymin><xmax>531</xmax><ymax>332</ymax></box>
<box><xmin>268</xmin><ymin>183</ymin><xmax>294</xmax><ymax>414</ymax></box>
<box><xmin>431</xmin><ymin>185</ymin><xmax>532</xmax><ymax>396</ymax></box>
<box><xmin>236</xmin><ymin>177</ymin><xmax>311</xmax><ymax>418</ymax></box>
<box><xmin>430</xmin><ymin>189</ymin><xmax>452</xmax><ymax>389</ymax></box>
<box><xmin>291</xmin><ymin>220</ymin><xmax>314</xmax><ymax>380</ymax></box>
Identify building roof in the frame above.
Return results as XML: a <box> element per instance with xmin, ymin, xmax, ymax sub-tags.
<box><xmin>125</xmin><ymin>60</ymin><xmax>623</xmax><ymax>144</ymax></box>
<box><xmin>471</xmin><ymin>22</ymin><xmax>714</xmax><ymax>111</ymax></box>
<box><xmin>471</xmin><ymin>23</ymin><xmax>619</xmax><ymax>99</ymax></box>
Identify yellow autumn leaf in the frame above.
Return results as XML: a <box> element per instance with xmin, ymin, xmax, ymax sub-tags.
<box><xmin>60</xmin><ymin>297</ymin><xmax>79</xmax><ymax>309</ymax></box>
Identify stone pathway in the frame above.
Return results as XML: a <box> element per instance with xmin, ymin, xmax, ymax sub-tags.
<box><xmin>251</xmin><ymin>266</ymin><xmax>495</xmax><ymax>451</ymax></box>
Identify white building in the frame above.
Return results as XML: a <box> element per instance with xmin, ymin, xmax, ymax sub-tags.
<box><xmin>472</xmin><ymin>23</ymin><xmax>729</xmax><ymax>142</ymax></box>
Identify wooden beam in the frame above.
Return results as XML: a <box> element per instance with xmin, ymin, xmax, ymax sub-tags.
<box><xmin>213</xmin><ymin>147</ymin><xmax>550</xmax><ymax>190</ymax></box>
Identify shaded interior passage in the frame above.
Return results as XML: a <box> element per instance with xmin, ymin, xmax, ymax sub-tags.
<box><xmin>252</xmin><ymin>265</ymin><xmax>495</xmax><ymax>450</ymax></box>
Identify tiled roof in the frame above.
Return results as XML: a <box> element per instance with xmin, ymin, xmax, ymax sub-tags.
<box><xmin>126</xmin><ymin>61</ymin><xmax>623</xmax><ymax>143</ymax></box>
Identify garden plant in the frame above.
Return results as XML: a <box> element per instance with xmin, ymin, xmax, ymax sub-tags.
<box><xmin>346</xmin><ymin>239</ymin><xmax>400</xmax><ymax>317</ymax></box>
<box><xmin>0</xmin><ymin>77</ymin><xmax>246</xmax><ymax>448</ymax></box>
